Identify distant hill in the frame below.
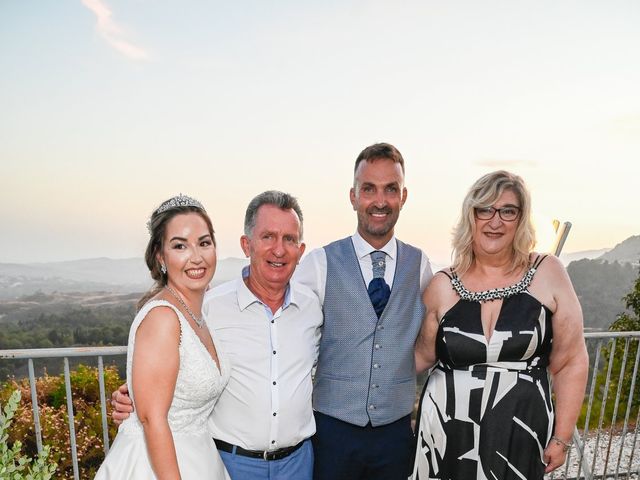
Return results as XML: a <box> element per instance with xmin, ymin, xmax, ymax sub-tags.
<box><xmin>2</xmin><ymin>234</ymin><xmax>638</xmax><ymax>329</ymax></box>
<box><xmin>560</xmin><ymin>248</ymin><xmax>610</xmax><ymax>266</ymax></box>
<box><xmin>597</xmin><ymin>235</ymin><xmax>640</xmax><ymax>265</ymax></box>
<box><xmin>561</xmin><ymin>234</ymin><xmax>639</xmax><ymax>330</ymax></box>
<box><xmin>0</xmin><ymin>257</ymin><xmax>248</xmax><ymax>300</ymax></box>
<box><xmin>568</xmin><ymin>258</ymin><xmax>638</xmax><ymax>330</ymax></box>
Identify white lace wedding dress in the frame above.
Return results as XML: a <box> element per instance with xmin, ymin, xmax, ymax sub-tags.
<box><xmin>95</xmin><ymin>300</ymin><xmax>231</xmax><ymax>479</ymax></box>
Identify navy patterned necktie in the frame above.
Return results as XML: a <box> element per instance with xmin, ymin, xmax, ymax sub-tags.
<box><xmin>368</xmin><ymin>251</ymin><xmax>391</xmax><ymax>318</ymax></box>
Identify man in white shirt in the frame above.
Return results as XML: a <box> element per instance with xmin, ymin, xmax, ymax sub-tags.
<box><xmin>294</xmin><ymin>143</ymin><xmax>432</xmax><ymax>480</ymax></box>
<box><xmin>205</xmin><ymin>190</ymin><xmax>322</xmax><ymax>480</ymax></box>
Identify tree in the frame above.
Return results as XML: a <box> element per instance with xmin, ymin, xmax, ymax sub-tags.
<box><xmin>619</xmin><ymin>260</ymin><xmax>640</xmax><ymax>318</ymax></box>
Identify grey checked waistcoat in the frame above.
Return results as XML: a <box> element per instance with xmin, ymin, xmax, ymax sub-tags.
<box><xmin>312</xmin><ymin>237</ymin><xmax>425</xmax><ymax>427</ymax></box>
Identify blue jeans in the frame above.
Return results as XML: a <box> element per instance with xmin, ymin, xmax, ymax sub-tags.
<box><xmin>219</xmin><ymin>439</ymin><xmax>313</xmax><ymax>480</ymax></box>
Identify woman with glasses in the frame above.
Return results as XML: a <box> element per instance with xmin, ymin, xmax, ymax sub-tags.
<box><xmin>412</xmin><ymin>171</ymin><xmax>588</xmax><ymax>479</ymax></box>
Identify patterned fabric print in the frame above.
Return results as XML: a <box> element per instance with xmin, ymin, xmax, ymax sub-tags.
<box><xmin>412</xmin><ymin>282</ymin><xmax>554</xmax><ymax>479</ymax></box>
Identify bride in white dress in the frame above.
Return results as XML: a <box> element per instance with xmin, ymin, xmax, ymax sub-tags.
<box><xmin>95</xmin><ymin>194</ymin><xmax>230</xmax><ymax>479</ymax></box>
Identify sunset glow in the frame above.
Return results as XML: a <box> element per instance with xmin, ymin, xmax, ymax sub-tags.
<box><xmin>1</xmin><ymin>1</ymin><xmax>638</xmax><ymax>265</ymax></box>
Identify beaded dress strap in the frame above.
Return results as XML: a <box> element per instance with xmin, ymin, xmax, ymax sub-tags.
<box><xmin>449</xmin><ymin>264</ymin><xmax>539</xmax><ymax>303</ymax></box>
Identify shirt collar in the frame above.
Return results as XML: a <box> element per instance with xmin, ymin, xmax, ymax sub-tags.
<box><xmin>236</xmin><ymin>265</ymin><xmax>294</xmax><ymax>311</ymax></box>
<box><xmin>351</xmin><ymin>231</ymin><xmax>397</xmax><ymax>261</ymax></box>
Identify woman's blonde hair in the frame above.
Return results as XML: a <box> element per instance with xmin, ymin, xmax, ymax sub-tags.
<box><xmin>451</xmin><ymin>170</ymin><xmax>536</xmax><ymax>276</ymax></box>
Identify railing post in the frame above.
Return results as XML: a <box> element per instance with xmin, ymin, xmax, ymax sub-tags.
<box><xmin>27</xmin><ymin>358</ymin><xmax>43</xmax><ymax>454</ymax></box>
<box><xmin>578</xmin><ymin>339</ymin><xmax>601</xmax><ymax>479</ymax></box>
<box><xmin>603</xmin><ymin>338</ymin><xmax>631</xmax><ymax>475</ymax></box>
<box><xmin>64</xmin><ymin>357</ymin><xmax>80</xmax><ymax>480</ymax></box>
<box><xmin>97</xmin><ymin>355</ymin><xmax>110</xmax><ymax>453</ymax></box>
<box><xmin>590</xmin><ymin>338</ymin><xmax>617</xmax><ymax>476</ymax></box>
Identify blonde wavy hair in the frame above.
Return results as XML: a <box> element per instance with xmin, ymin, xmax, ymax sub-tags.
<box><xmin>451</xmin><ymin>170</ymin><xmax>536</xmax><ymax>276</ymax></box>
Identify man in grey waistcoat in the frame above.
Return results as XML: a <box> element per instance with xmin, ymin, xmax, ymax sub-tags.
<box><xmin>294</xmin><ymin>143</ymin><xmax>433</xmax><ymax>479</ymax></box>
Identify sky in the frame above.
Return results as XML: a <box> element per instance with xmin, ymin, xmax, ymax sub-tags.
<box><xmin>1</xmin><ymin>0</ymin><xmax>639</xmax><ymax>266</ymax></box>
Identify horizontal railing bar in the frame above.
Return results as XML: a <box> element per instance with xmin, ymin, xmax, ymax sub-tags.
<box><xmin>0</xmin><ymin>332</ymin><xmax>634</xmax><ymax>360</ymax></box>
<box><xmin>584</xmin><ymin>332</ymin><xmax>640</xmax><ymax>339</ymax></box>
<box><xmin>0</xmin><ymin>346</ymin><xmax>127</xmax><ymax>359</ymax></box>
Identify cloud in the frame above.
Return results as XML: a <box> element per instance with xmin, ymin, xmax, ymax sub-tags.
<box><xmin>474</xmin><ymin>159</ymin><xmax>538</xmax><ymax>168</ymax></box>
<box><xmin>81</xmin><ymin>0</ymin><xmax>149</xmax><ymax>60</ymax></box>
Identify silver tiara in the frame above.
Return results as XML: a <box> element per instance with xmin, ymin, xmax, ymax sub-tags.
<box><xmin>147</xmin><ymin>194</ymin><xmax>205</xmax><ymax>233</ymax></box>
<box><xmin>154</xmin><ymin>194</ymin><xmax>205</xmax><ymax>215</ymax></box>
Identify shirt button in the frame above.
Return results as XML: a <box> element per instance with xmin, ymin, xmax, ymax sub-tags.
<box><xmin>369</xmin><ymin>404</ymin><xmax>376</xmax><ymax>410</ymax></box>
<box><xmin>373</xmin><ymin>363</ymin><xmax>380</xmax><ymax>369</ymax></box>
<box><xmin>272</xmin><ymin>381</ymin><xmax>276</xmax><ymax>385</ymax></box>
<box><xmin>273</xmin><ymin>412</ymin><xmax>277</xmax><ymax>417</ymax></box>
<box><xmin>273</xmin><ymin>350</ymin><xmax>276</xmax><ymax>355</ymax></box>
<box><xmin>271</xmin><ymin>440</ymin><xmax>276</xmax><ymax>444</ymax></box>
<box><xmin>271</xmin><ymin>320</ymin><xmax>274</xmax><ymax>324</ymax></box>
<box><xmin>377</xmin><ymin>325</ymin><xmax>384</xmax><ymax>330</ymax></box>
<box><xmin>371</xmin><ymin>384</ymin><xmax>378</xmax><ymax>389</ymax></box>
<box><xmin>374</xmin><ymin>343</ymin><xmax>381</xmax><ymax>349</ymax></box>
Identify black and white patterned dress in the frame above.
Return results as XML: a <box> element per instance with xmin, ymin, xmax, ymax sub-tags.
<box><xmin>412</xmin><ymin>255</ymin><xmax>554</xmax><ymax>480</ymax></box>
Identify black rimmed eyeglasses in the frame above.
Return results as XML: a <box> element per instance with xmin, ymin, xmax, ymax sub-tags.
<box><xmin>474</xmin><ymin>206</ymin><xmax>521</xmax><ymax>222</ymax></box>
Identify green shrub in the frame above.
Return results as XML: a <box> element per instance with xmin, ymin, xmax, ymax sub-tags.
<box><xmin>0</xmin><ymin>365</ymin><xmax>123</xmax><ymax>479</ymax></box>
<box><xmin>0</xmin><ymin>390</ymin><xmax>57</xmax><ymax>480</ymax></box>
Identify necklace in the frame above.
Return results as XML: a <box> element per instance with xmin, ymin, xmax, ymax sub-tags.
<box><xmin>164</xmin><ymin>285</ymin><xmax>205</xmax><ymax>328</ymax></box>
<box><xmin>449</xmin><ymin>266</ymin><xmax>536</xmax><ymax>303</ymax></box>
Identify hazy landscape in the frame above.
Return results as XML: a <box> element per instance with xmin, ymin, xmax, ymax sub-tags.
<box><xmin>0</xmin><ymin>256</ymin><xmax>249</xmax><ymax>378</ymax></box>
<box><xmin>0</xmin><ymin>235</ymin><xmax>638</xmax><ymax>378</ymax></box>
<box><xmin>0</xmin><ymin>236</ymin><xmax>638</xmax><ymax>478</ymax></box>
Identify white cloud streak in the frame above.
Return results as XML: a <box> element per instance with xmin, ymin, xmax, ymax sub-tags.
<box><xmin>81</xmin><ymin>0</ymin><xmax>149</xmax><ymax>60</ymax></box>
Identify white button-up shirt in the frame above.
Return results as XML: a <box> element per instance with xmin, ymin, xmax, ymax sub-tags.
<box><xmin>294</xmin><ymin>232</ymin><xmax>433</xmax><ymax>304</ymax></box>
<box><xmin>203</xmin><ymin>267</ymin><xmax>323</xmax><ymax>451</ymax></box>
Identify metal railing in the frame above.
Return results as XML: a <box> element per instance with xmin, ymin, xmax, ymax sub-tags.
<box><xmin>0</xmin><ymin>346</ymin><xmax>126</xmax><ymax>480</ymax></box>
<box><xmin>1</xmin><ymin>333</ymin><xmax>639</xmax><ymax>480</ymax></box>
<box><xmin>560</xmin><ymin>331</ymin><xmax>640</xmax><ymax>480</ymax></box>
